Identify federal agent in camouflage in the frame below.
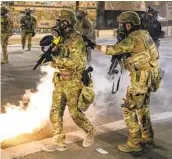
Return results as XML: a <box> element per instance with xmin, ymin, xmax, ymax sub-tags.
<box><xmin>74</xmin><ymin>9</ymin><xmax>95</xmax><ymax>63</ymax></box>
<box><xmin>42</xmin><ymin>9</ymin><xmax>95</xmax><ymax>152</ymax></box>
<box><xmin>96</xmin><ymin>11</ymin><xmax>161</xmax><ymax>152</ymax></box>
<box><xmin>1</xmin><ymin>5</ymin><xmax>13</xmax><ymax>64</ymax></box>
<box><xmin>20</xmin><ymin>8</ymin><xmax>37</xmax><ymax>51</ymax></box>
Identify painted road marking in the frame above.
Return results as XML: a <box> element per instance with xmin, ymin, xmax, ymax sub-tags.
<box><xmin>1</xmin><ymin>112</ymin><xmax>172</xmax><ymax>159</ymax></box>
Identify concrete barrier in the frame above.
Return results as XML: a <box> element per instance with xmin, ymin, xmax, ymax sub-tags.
<box><xmin>95</xmin><ymin>29</ymin><xmax>117</xmax><ymax>38</ymax></box>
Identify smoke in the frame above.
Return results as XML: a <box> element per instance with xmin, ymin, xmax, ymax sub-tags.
<box><xmin>0</xmin><ymin>65</ymin><xmax>55</xmax><ymax>142</ymax></box>
<box><xmin>85</xmin><ymin>50</ymin><xmax>130</xmax><ymax>124</ymax></box>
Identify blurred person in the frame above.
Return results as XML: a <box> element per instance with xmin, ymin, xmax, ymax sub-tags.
<box><xmin>74</xmin><ymin>9</ymin><xmax>95</xmax><ymax>63</ymax></box>
<box><xmin>1</xmin><ymin>5</ymin><xmax>13</xmax><ymax>64</ymax></box>
<box><xmin>96</xmin><ymin>11</ymin><xmax>161</xmax><ymax>152</ymax></box>
<box><xmin>140</xmin><ymin>6</ymin><xmax>164</xmax><ymax>48</ymax></box>
<box><xmin>20</xmin><ymin>8</ymin><xmax>37</xmax><ymax>51</ymax></box>
<box><xmin>42</xmin><ymin>9</ymin><xmax>95</xmax><ymax>152</ymax></box>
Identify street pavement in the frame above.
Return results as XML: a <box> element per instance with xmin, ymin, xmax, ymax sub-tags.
<box><xmin>1</xmin><ymin>36</ymin><xmax>172</xmax><ymax>159</ymax></box>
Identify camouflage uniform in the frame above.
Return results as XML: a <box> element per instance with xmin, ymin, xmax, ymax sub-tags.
<box><xmin>74</xmin><ymin>9</ymin><xmax>95</xmax><ymax>63</ymax></box>
<box><xmin>49</xmin><ymin>10</ymin><xmax>95</xmax><ymax>148</ymax></box>
<box><xmin>97</xmin><ymin>11</ymin><xmax>161</xmax><ymax>151</ymax></box>
<box><xmin>20</xmin><ymin>9</ymin><xmax>37</xmax><ymax>50</ymax></box>
<box><xmin>1</xmin><ymin>6</ymin><xmax>13</xmax><ymax>64</ymax></box>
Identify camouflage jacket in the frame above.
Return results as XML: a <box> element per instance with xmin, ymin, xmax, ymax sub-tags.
<box><xmin>1</xmin><ymin>15</ymin><xmax>13</xmax><ymax>35</ymax></box>
<box><xmin>52</xmin><ymin>31</ymin><xmax>87</xmax><ymax>76</ymax></box>
<box><xmin>20</xmin><ymin>15</ymin><xmax>37</xmax><ymax>31</ymax></box>
<box><xmin>105</xmin><ymin>30</ymin><xmax>159</xmax><ymax>72</ymax></box>
<box><xmin>74</xmin><ymin>17</ymin><xmax>95</xmax><ymax>41</ymax></box>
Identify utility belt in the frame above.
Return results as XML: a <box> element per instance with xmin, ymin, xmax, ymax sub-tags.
<box><xmin>53</xmin><ymin>69</ymin><xmax>80</xmax><ymax>81</ymax></box>
<box><xmin>60</xmin><ymin>69</ymin><xmax>73</xmax><ymax>80</ymax></box>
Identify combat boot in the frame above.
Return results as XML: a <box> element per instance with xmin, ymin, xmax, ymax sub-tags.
<box><xmin>26</xmin><ymin>48</ymin><xmax>31</xmax><ymax>51</ymax></box>
<box><xmin>83</xmin><ymin>129</ymin><xmax>96</xmax><ymax>148</ymax></box>
<box><xmin>22</xmin><ymin>44</ymin><xmax>25</xmax><ymax>50</ymax></box>
<box><xmin>42</xmin><ymin>142</ymin><xmax>67</xmax><ymax>152</ymax></box>
<box><xmin>118</xmin><ymin>141</ymin><xmax>143</xmax><ymax>152</ymax></box>
<box><xmin>1</xmin><ymin>55</ymin><xmax>9</xmax><ymax>64</ymax></box>
<box><xmin>141</xmin><ymin>138</ymin><xmax>155</xmax><ymax>148</ymax></box>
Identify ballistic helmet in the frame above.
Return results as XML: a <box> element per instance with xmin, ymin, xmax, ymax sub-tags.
<box><xmin>117</xmin><ymin>11</ymin><xmax>141</xmax><ymax>25</ymax></box>
<box><xmin>25</xmin><ymin>8</ymin><xmax>32</xmax><ymax>14</ymax></box>
<box><xmin>58</xmin><ymin>9</ymin><xmax>76</xmax><ymax>26</ymax></box>
<box><xmin>76</xmin><ymin>9</ymin><xmax>87</xmax><ymax>18</ymax></box>
<box><xmin>1</xmin><ymin>6</ymin><xmax>8</xmax><ymax>15</ymax></box>
<box><xmin>147</xmin><ymin>6</ymin><xmax>158</xmax><ymax>17</ymax></box>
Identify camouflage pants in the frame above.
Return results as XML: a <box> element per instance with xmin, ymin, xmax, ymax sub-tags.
<box><xmin>21</xmin><ymin>30</ymin><xmax>33</xmax><ymax>49</ymax></box>
<box><xmin>122</xmin><ymin>70</ymin><xmax>154</xmax><ymax>145</ymax></box>
<box><xmin>50</xmin><ymin>78</ymin><xmax>94</xmax><ymax>144</ymax></box>
<box><xmin>1</xmin><ymin>33</ymin><xmax>9</xmax><ymax>61</ymax></box>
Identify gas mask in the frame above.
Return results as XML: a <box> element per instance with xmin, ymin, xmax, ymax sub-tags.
<box><xmin>76</xmin><ymin>11</ymin><xmax>83</xmax><ymax>20</ymax></box>
<box><xmin>26</xmin><ymin>13</ymin><xmax>31</xmax><ymax>16</ymax></box>
<box><xmin>53</xmin><ymin>19</ymin><xmax>74</xmax><ymax>39</ymax></box>
<box><xmin>117</xmin><ymin>23</ymin><xmax>128</xmax><ymax>42</ymax></box>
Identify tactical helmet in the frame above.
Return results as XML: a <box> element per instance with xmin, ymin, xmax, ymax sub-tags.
<box><xmin>78</xmin><ymin>83</ymin><xmax>95</xmax><ymax>112</ymax></box>
<box><xmin>76</xmin><ymin>9</ymin><xmax>87</xmax><ymax>18</ymax></box>
<box><xmin>1</xmin><ymin>6</ymin><xmax>9</xmax><ymax>15</ymax></box>
<box><xmin>117</xmin><ymin>11</ymin><xmax>141</xmax><ymax>25</ymax></box>
<box><xmin>147</xmin><ymin>6</ymin><xmax>158</xmax><ymax>17</ymax></box>
<box><xmin>58</xmin><ymin>9</ymin><xmax>76</xmax><ymax>26</ymax></box>
<box><xmin>25</xmin><ymin>8</ymin><xmax>32</xmax><ymax>14</ymax></box>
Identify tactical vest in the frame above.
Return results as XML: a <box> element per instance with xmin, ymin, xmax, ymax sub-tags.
<box><xmin>21</xmin><ymin>16</ymin><xmax>35</xmax><ymax>30</ymax></box>
<box><xmin>123</xmin><ymin>30</ymin><xmax>159</xmax><ymax>72</ymax></box>
<box><xmin>75</xmin><ymin>20</ymin><xmax>84</xmax><ymax>35</ymax></box>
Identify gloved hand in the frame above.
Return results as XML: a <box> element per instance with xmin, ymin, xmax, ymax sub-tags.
<box><xmin>95</xmin><ymin>44</ymin><xmax>107</xmax><ymax>53</ymax></box>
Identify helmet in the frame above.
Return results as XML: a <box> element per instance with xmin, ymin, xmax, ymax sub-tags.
<box><xmin>25</xmin><ymin>8</ymin><xmax>32</xmax><ymax>14</ymax></box>
<box><xmin>58</xmin><ymin>9</ymin><xmax>76</xmax><ymax>26</ymax></box>
<box><xmin>78</xmin><ymin>82</ymin><xmax>95</xmax><ymax>112</ymax></box>
<box><xmin>147</xmin><ymin>6</ymin><xmax>158</xmax><ymax>17</ymax></box>
<box><xmin>117</xmin><ymin>11</ymin><xmax>141</xmax><ymax>25</ymax></box>
<box><xmin>1</xmin><ymin>6</ymin><xmax>8</xmax><ymax>15</ymax></box>
<box><xmin>76</xmin><ymin>9</ymin><xmax>87</xmax><ymax>19</ymax></box>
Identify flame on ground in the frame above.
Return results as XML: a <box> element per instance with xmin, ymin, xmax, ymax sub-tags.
<box><xmin>0</xmin><ymin>65</ymin><xmax>55</xmax><ymax>142</ymax></box>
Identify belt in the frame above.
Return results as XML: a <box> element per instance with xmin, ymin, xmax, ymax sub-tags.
<box><xmin>59</xmin><ymin>69</ymin><xmax>74</xmax><ymax>80</ymax></box>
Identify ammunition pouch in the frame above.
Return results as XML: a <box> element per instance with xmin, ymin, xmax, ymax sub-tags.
<box><xmin>123</xmin><ymin>51</ymin><xmax>151</xmax><ymax>72</ymax></box>
<box><xmin>78</xmin><ymin>66</ymin><xmax>94</xmax><ymax>111</ymax></box>
<box><xmin>150</xmin><ymin>67</ymin><xmax>162</xmax><ymax>92</ymax></box>
<box><xmin>123</xmin><ymin>93</ymin><xmax>146</xmax><ymax>109</ymax></box>
<box><xmin>78</xmin><ymin>80</ymin><xmax>95</xmax><ymax>112</ymax></box>
<box><xmin>31</xmin><ymin>30</ymin><xmax>36</xmax><ymax>37</ymax></box>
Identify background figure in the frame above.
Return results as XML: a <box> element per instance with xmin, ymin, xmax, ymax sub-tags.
<box><xmin>1</xmin><ymin>5</ymin><xmax>13</xmax><ymax>64</ymax></box>
<box><xmin>96</xmin><ymin>11</ymin><xmax>161</xmax><ymax>153</ymax></box>
<box><xmin>140</xmin><ymin>6</ymin><xmax>164</xmax><ymax>48</ymax></box>
<box><xmin>20</xmin><ymin>8</ymin><xmax>37</xmax><ymax>51</ymax></box>
<box><xmin>74</xmin><ymin>9</ymin><xmax>95</xmax><ymax>63</ymax></box>
<box><xmin>42</xmin><ymin>9</ymin><xmax>95</xmax><ymax>152</ymax></box>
